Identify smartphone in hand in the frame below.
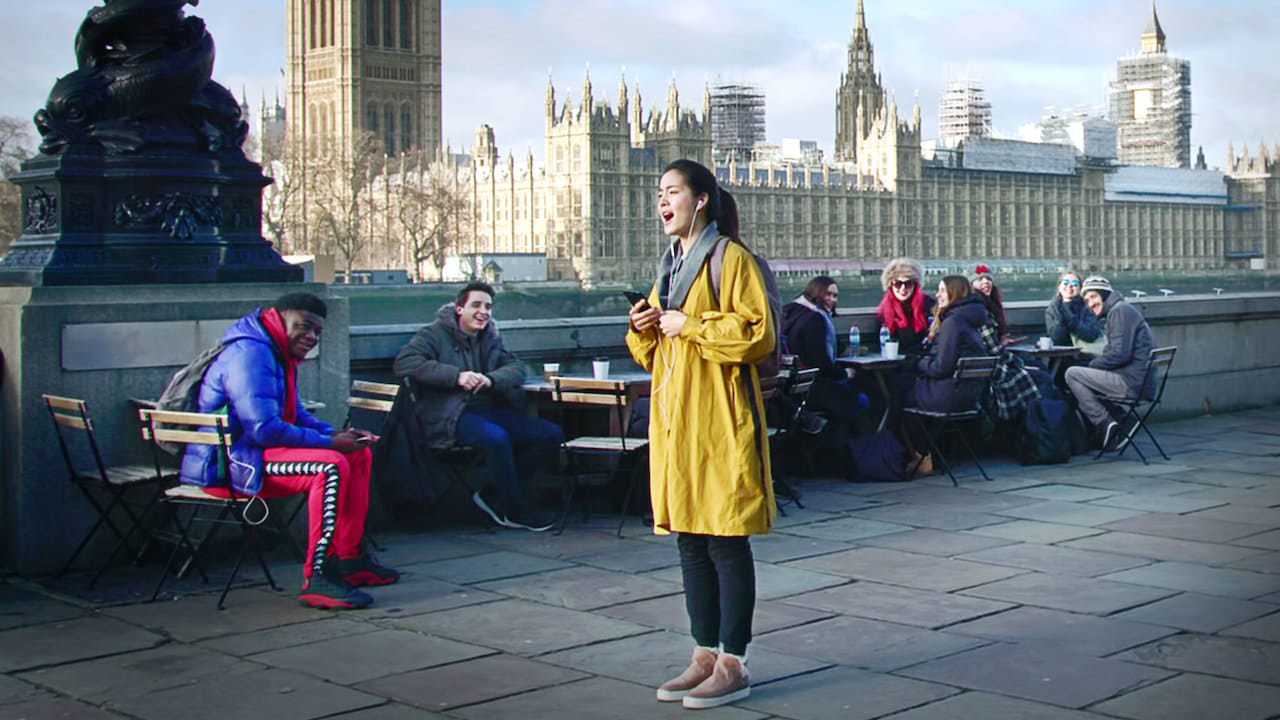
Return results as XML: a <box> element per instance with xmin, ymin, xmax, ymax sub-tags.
<box><xmin>623</xmin><ymin>290</ymin><xmax>648</xmax><ymax>308</ymax></box>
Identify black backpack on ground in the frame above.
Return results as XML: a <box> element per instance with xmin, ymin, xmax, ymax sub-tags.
<box><xmin>848</xmin><ymin>428</ymin><xmax>910</xmax><ymax>482</ymax></box>
<box><xmin>1017</xmin><ymin>385</ymin><xmax>1077</xmax><ymax>465</ymax></box>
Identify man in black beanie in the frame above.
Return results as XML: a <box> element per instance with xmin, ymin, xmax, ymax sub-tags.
<box><xmin>1064</xmin><ymin>276</ymin><xmax>1156</xmax><ymax>451</ymax></box>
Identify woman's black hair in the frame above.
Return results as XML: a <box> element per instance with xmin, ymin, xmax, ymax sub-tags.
<box><xmin>802</xmin><ymin>276</ymin><xmax>837</xmax><ymax>304</ymax></box>
<box><xmin>662</xmin><ymin>159</ymin><xmax>739</xmax><ymax>242</ymax></box>
<box><xmin>274</xmin><ymin>292</ymin><xmax>327</xmax><ymax>318</ymax></box>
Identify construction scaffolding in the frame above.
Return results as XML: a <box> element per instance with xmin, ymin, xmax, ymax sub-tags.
<box><xmin>710</xmin><ymin>83</ymin><xmax>766</xmax><ymax>165</ymax></box>
<box><xmin>938</xmin><ymin>79</ymin><xmax>992</xmax><ymax>148</ymax></box>
<box><xmin>1109</xmin><ymin>51</ymin><xmax>1192</xmax><ymax>168</ymax></box>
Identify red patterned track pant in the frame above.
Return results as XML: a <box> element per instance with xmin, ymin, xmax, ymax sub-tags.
<box><xmin>259</xmin><ymin>446</ymin><xmax>372</xmax><ymax>578</ymax></box>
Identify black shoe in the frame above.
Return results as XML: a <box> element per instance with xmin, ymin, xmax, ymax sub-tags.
<box><xmin>472</xmin><ymin>489</ymin><xmax>514</xmax><ymax>528</ymax></box>
<box><xmin>503</xmin><ymin>505</ymin><xmax>558</xmax><ymax>532</ymax></box>
<box><xmin>300</xmin><ymin>575</ymin><xmax>373</xmax><ymax>610</ymax></box>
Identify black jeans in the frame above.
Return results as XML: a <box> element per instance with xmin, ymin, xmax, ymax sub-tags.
<box><xmin>677</xmin><ymin>533</ymin><xmax>755</xmax><ymax>656</ymax></box>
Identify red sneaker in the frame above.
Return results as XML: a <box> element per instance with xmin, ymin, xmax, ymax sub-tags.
<box><xmin>299</xmin><ymin>576</ymin><xmax>373</xmax><ymax>610</ymax></box>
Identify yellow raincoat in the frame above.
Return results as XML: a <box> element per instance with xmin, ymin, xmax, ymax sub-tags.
<box><xmin>626</xmin><ymin>240</ymin><xmax>776</xmax><ymax>536</ymax></box>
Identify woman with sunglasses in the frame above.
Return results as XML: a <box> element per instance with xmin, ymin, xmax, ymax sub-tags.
<box><xmin>874</xmin><ymin>257</ymin><xmax>935</xmax><ymax>359</ymax></box>
<box><xmin>1045</xmin><ymin>270</ymin><xmax>1104</xmax><ymax>356</ymax></box>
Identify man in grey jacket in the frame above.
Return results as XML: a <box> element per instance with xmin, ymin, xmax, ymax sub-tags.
<box><xmin>393</xmin><ymin>282</ymin><xmax>561</xmax><ymax>531</ymax></box>
<box><xmin>1064</xmin><ymin>276</ymin><xmax>1156</xmax><ymax>451</ymax></box>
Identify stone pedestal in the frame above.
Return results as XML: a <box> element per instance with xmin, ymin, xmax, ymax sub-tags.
<box><xmin>0</xmin><ymin>283</ymin><xmax>347</xmax><ymax>576</ymax></box>
<box><xmin>0</xmin><ymin>148</ymin><xmax>300</xmax><ymax>285</ymax></box>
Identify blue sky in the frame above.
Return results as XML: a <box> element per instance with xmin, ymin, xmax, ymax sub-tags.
<box><xmin>1</xmin><ymin>1</ymin><xmax>1275</xmax><ymax>168</ymax></box>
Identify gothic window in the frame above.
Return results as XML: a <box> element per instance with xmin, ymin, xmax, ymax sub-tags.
<box><xmin>365</xmin><ymin>0</ymin><xmax>378</xmax><ymax>45</ymax></box>
<box><xmin>366</xmin><ymin>102</ymin><xmax>378</xmax><ymax>132</ymax></box>
<box><xmin>382</xmin><ymin>0</ymin><xmax>394</xmax><ymax>47</ymax></box>
<box><xmin>318</xmin><ymin>0</ymin><xmax>327</xmax><ymax>47</ymax></box>
<box><xmin>329</xmin><ymin>0</ymin><xmax>335</xmax><ymax>46</ymax></box>
<box><xmin>401</xmin><ymin>103</ymin><xmax>412</xmax><ymax>152</ymax></box>
<box><xmin>309</xmin><ymin>0</ymin><xmax>317</xmax><ymax>49</ymax></box>
<box><xmin>383</xmin><ymin>103</ymin><xmax>396</xmax><ymax>156</ymax></box>
<box><xmin>399</xmin><ymin>0</ymin><xmax>413</xmax><ymax>49</ymax></box>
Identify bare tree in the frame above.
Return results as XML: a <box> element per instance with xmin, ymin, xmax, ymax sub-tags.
<box><xmin>261</xmin><ymin>146</ymin><xmax>304</xmax><ymax>253</ymax></box>
<box><xmin>0</xmin><ymin>116</ymin><xmax>37</xmax><ymax>254</ymax></box>
<box><xmin>307</xmin><ymin>131</ymin><xmax>384</xmax><ymax>276</ymax></box>
<box><xmin>393</xmin><ymin>153</ymin><xmax>472</xmax><ymax>281</ymax></box>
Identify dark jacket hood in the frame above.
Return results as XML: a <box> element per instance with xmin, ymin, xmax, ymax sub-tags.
<box><xmin>944</xmin><ymin>294</ymin><xmax>988</xmax><ymax>329</ymax></box>
<box><xmin>1100</xmin><ymin>292</ymin><xmax>1124</xmax><ymax>316</ymax></box>
<box><xmin>220</xmin><ymin>309</ymin><xmax>280</xmax><ymax>357</ymax></box>
<box><xmin>434</xmin><ymin>302</ymin><xmax>499</xmax><ymax>345</ymax></box>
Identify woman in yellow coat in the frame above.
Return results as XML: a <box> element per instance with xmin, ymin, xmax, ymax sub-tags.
<box><xmin>626</xmin><ymin>159</ymin><xmax>775</xmax><ymax>710</ymax></box>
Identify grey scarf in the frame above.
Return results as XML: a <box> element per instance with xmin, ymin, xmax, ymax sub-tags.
<box><xmin>657</xmin><ymin>222</ymin><xmax>722</xmax><ymax>311</ymax></box>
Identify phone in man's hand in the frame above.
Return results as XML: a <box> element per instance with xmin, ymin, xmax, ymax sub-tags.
<box><xmin>623</xmin><ymin>290</ymin><xmax>648</xmax><ymax>308</ymax></box>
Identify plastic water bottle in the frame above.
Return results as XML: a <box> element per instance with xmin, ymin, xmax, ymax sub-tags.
<box><xmin>848</xmin><ymin>323</ymin><xmax>860</xmax><ymax>357</ymax></box>
<box><xmin>879</xmin><ymin>325</ymin><xmax>891</xmax><ymax>354</ymax></box>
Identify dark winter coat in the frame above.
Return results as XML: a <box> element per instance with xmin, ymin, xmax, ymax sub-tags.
<box><xmin>391</xmin><ymin>303</ymin><xmax>527</xmax><ymax>448</ymax></box>
<box><xmin>1045</xmin><ymin>295</ymin><xmax>1103</xmax><ymax>347</ymax></box>
<box><xmin>914</xmin><ymin>294</ymin><xmax>988</xmax><ymax>412</ymax></box>
<box><xmin>781</xmin><ymin>298</ymin><xmax>842</xmax><ymax>381</ymax></box>
<box><xmin>180</xmin><ymin>311</ymin><xmax>335</xmax><ymax>493</ymax></box>
<box><xmin>1090</xmin><ymin>294</ymin><xmax>1156</xmax><ymax>400</ymax></box>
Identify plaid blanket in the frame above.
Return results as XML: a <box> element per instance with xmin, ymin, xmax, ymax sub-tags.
<box><xmin>980</xmin><ymin>322</ymin><xmax>1041</xmax><ymax>421</ymax></box>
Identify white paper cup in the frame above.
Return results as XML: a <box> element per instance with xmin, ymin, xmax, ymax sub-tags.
<box><xmin>1037</xmin><ymin>337</ymin><xmax>1053</xmax><ymax>350</ymax></box>
<box><xmin>543</xmin><ymin>363</ymin><xmax>560</xmax><ymax>381</ymax></box>
<box><xmin>883</xmin><ymin>341</ymin><xmax>899</xmax><ymax>359</ymax></box>
<box><xmin>592</xmin><ymin>357</ymin><xmax>610</xmax><ymax>380</ymax></box>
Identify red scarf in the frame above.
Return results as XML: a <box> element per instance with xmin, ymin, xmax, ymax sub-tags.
<box><xmin>259</xmin><ymin>308</ymin><xmax>298</xmax><ymax>424</ymax></box>
<box><xmin>876</xmin><ymin>289</ymin><xmax>929</xmax><ymax>335</ymax></box>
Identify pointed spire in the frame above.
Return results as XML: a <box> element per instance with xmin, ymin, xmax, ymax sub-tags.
<box><xmin>545</xmin><ymin>72</ymin><xmax>556</xmax><ymax>120</ymax></box>
<box><xmin>1141</xmin><ymin>1</ymin><xmax>1166</xmax><ymax>53</ymax></box>
<box><xmin>618</xmin><ymin>67</ymin><xmax>628</xmax><ymax>117</ymax></box>
<box><xmin>702</xmin><ymin>81</ymin><xmax>711</xmax><ymax>125</ymax></box>
<box><xmin>856</xmin><ymin>0</ymin><xmax>866</xmax><ymax>30</ymax></box>
<box><xmin>912</xmin><ymin>94</ymin><xmax>921</xmax><ymax>130</ymax></box>
<box><xmin>582</xmin><ymin>64</ymin><xmax>593</xmax><ymax>113</ymax></box>
<box><xmin>1227</xmin><ymin>140</ymin><xmax>1235</xmax><ymax>169</ymax></box>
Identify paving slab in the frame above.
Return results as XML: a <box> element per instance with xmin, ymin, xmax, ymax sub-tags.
<box><xmin>1232</xmin><ymin>529</ymin><xmax>1280</xmax><ymax>551</ymax></box>
<box><xmin>0</xmin><ymin>583</ymin><xmax>86</xmax><ymax>631</ymax></box>
<box><xmin>331</xmin><ymin>703</ymin><xmax>450</xmax><ymax>719</ymax></box>
<box><xmin>1100</xmin><ymin>561</ymin><xmax>1280</xmax><ymax>600</ymax></box>
<box><xmin>880</xmin><ymin>690</ymin><xmax>1105</xmax><ymax>719</ymax></box>
<box><xmin>855</xmin><ymin>528</ymin><xmax>1017</xmax><ymax>556</ymax></box>
<box><xmin>356</xmin><ymin>654</ymin><xmax>589</xmax><ymax>712</ymax></box>
<box><xmin>960</xmin><ymin>573</ymin><xmax>1176</xmax><ymax>615</ymax></box>
<box><xmin>1220</xmin><ymin>610</ymin><xmax>1280</xmax><ymax>642</ymax></box>
<box><xmin>1048</xmin><ymin>474</ymin><xmax>1202</xmax><ymax>495</ymax></box>
<box><xmin>596</xmin><ymin>593</ymin><xmax>834</xmax><ymax>636</ymax></box>
<box><xmin>1190</xmin><ymin>503</ymin><xmax>1280</xmax><ymax>528</ymax></box>
<box><xmin>450</xmin><ymin>675</ymin><xmax>767</xmax><ymax>720</ymax></box>
<box><xmin>368</xmin><ymin>535</ymin><xmax>493</xmax><ymax>568</ymax></box>
<box><xmin>898</xmin><ymin>643</ymin><xmax>1173</xmax><ymax>708</ymax></box>
<box><xmin>247</xmin><ymin>628</ymin><xmax>492</xmax><ymax>684</ymax></box>
<box><xmin>0</xmin><ymin>674</ymin><xmax>54</xmax><ymax>705</ymax></box>
<box><xmin>0</xmin><ymin>698</ymin><xmax>124</xmax><ymax>719</ymax></box>
<box><xmin>1225</xmin><ymin>550</ymin><xmax>1280</xmax><ymax>573</ymax></box>
<box><xmin>387</xmin><ymin>598</ymin><xmax>651</xmax><ymax>655</ymax></box>
<box><xmin>572</xmin><ymin>542</ymin><xmax>682</xmax><ymax>573</ymax></box>
<box><xmin>944</xmin><ymin>605</ymin><xmax>1174</xmax><ymax>656</ymax></box>
<box><xmin>1062</xmin><ymin>531</ymin><xmax>1265</xmax><ymax>566</ymax></box>
<box><xmin>1114</xmin><ymin>632</ymin><xmax>1280</xmax><ymax>684</ymax></box>
<box><xmin>967</xmin><ymin>520</ymin><xmax>1105</xmax><ymax>544</ymax></box>
<box><xmin>841</xmin><ymin>504</ymin><xmax>1010</xmax><ymax>531</ymax></box>
<box><xmin>773</xmin><ymin>516</ymin><xmax>909</xmax><ymax>542</ymax></box>
<box><xmin>197</xmin><ymin>617</ymin><xmax>373</xmax><ymax>656</ymax></box>
<box><xmin>475</xmin><ymin>566</ymin><xmax>680</xmax><ymax>610</ymax></box>
<box><xmin>103</xmin><ymin>588</ymin><xmax>322</xmax><ymax>642</ymax></box>
<box><xmin>1087</xmin><ymin>492</ymin><xmax>1228</xmax><ymax>514</ymax></box>
<box><xmin>739</xmin><ymin>665</ymin><xmax>957</xmax><ymax>720</ymax></box>
<box><xmin>994</xmin><ymin>500</ymin><xmax>1149</xmax><ymax>527</ymax></box>
<box><xmin>780</xmin><ymin>581</ymin><xmax>1014</xmax><ymax>629</ymax></box>
<box><xmin>1112</xmin><ymin>592</ymin><xmax>1279</xmax><ymax>633</ymax></box>
<box><xmin>416</xmin><ymin>550</ymin><xmax>574</xmax><ymax>585</ymax></box>
<box><xmin>1006</xmin><ymin>484</ymin><xmax>1120</xmax><ymax>502</ymax></box>
<box><xmin>1089</xmin><ymin>672</ymin><xmax>1280</xmax><ymax>720</ymax></box>
<box><xmin>107</xmin><ymin>666</ymin><xmax>383</xmax><ymax>720</ymax></box>
<box><xmin>754</xmin><ymin>615</ymin><xmax>988</xmax><ymax>671</ymax></box>
<box><xmin>16</xmin><ymin>645</ymin><xmax>260</xmax><ymax>703</ymax></box>
<box><xmin>957</xmin><ymin>543</ymin><xmax>1151</xmax><ymax>577</ymax></box>
<box><xmin>745</xmin><ymin>533</ymin><xmax>853</xmax><ymax>563</ymax></box>
<box><xmin>0</xmin><ymin>616</ymin><xmax>163</xmax><ymax>672</ymax></box>
<box><xmin>537</xmin><ymin>630</ymin><xmax>828</xmax><ymax>688</ymax></box>
<box><xmin>787</xmin><ymin>547</ymin><xmax>1026</xmax><ymax>591</ymax></box>
<box><xmin>470</xmin><ymin>529</ymin><xmax>641</xmax><ymax>559</ymax></box>
<box><xmin>357</xmin><ymin>577</ymin><xmax>504</xmax><ymax>619</ymax></box>
<box><xmin>753</xmin><ymin>563</ymin><xmax>850</xmax><ymax>599</ymax></box>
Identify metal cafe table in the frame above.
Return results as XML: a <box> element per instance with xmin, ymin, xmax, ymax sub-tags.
<box><xmin>835</xmin><ymin>353</ymin><xmax>905</xmax><ymax>431</ymax></box>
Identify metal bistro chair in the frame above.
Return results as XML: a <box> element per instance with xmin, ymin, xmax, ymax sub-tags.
<box><xmin>1095</xmin><ymin>346</ymin><xmax>1177</xmax><ymax>464</ymax></box>
<box><xmin>766</xmin><ymin>367</ymin><xmax>821</xmax><ymax>514</ymax></box>
<box><xmin>904</xmin><ymin>356</ymin><xmax>999</xmax><ymax>486</ymax></box>
<box><xmin>139</xmin><ymin>408</ymin><xmax>282</xmax><ymax>609</ymax></box>
<box><xmin>550</xmin><ymin>376</ymin><xmax>650</xmax><ymax>537</ymax></box>
<box><xmin>42</xmin><ymin>394</ymin><xmax>176</xmax><ymax>588</ymax></box>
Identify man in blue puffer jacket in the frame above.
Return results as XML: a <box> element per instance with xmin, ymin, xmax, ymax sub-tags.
<box><xmin>182</xmin><ymin>292</ymin><xmax>398</xmax><ymax>609</ymax></box>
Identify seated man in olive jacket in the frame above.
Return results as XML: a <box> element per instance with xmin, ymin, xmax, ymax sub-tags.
<box><xmin>393</xmin><ymin>282</ymin><xmax>561</xmax><ymax>531</ymax></box>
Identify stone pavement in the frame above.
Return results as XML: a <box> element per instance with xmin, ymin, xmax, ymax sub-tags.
<box><xmin>3</xmin><ymin>408</ymin><xmax>1279</xmax><ymax>719</ymax></box>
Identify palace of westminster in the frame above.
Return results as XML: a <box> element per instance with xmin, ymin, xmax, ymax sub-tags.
<box><xmin>281</xmin><ymin>0</ymin><xmax>1279</xmax><ymax>286</ymax></box>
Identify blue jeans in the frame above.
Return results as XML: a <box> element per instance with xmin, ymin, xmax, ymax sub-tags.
<box><xmin>455</xmin><ymin>408</ymin><xmax>562</xmax><ymax>512</ymax></box>
<box><xmin>677</xmin><ymin>533</ymin><xmax>755</xmax><ymax>656</ymax></box>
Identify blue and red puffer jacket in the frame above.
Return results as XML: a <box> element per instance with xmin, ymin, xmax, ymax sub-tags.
<box><xmin>179</xmin><ymin>310</ymin><xmax>334</xmax><ymax>494</ymax></box>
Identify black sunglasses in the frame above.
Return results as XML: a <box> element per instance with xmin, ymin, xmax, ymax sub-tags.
<box><xmin>891</xmin><ymin>279</ymin><xmax>916</xmax><ymax>289</ymax></box>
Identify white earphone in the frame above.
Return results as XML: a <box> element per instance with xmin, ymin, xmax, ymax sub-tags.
<box><xmin>696</xmin><ymin>198</ymin><xmax>705</xmax><ymax>210</ymax></box>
